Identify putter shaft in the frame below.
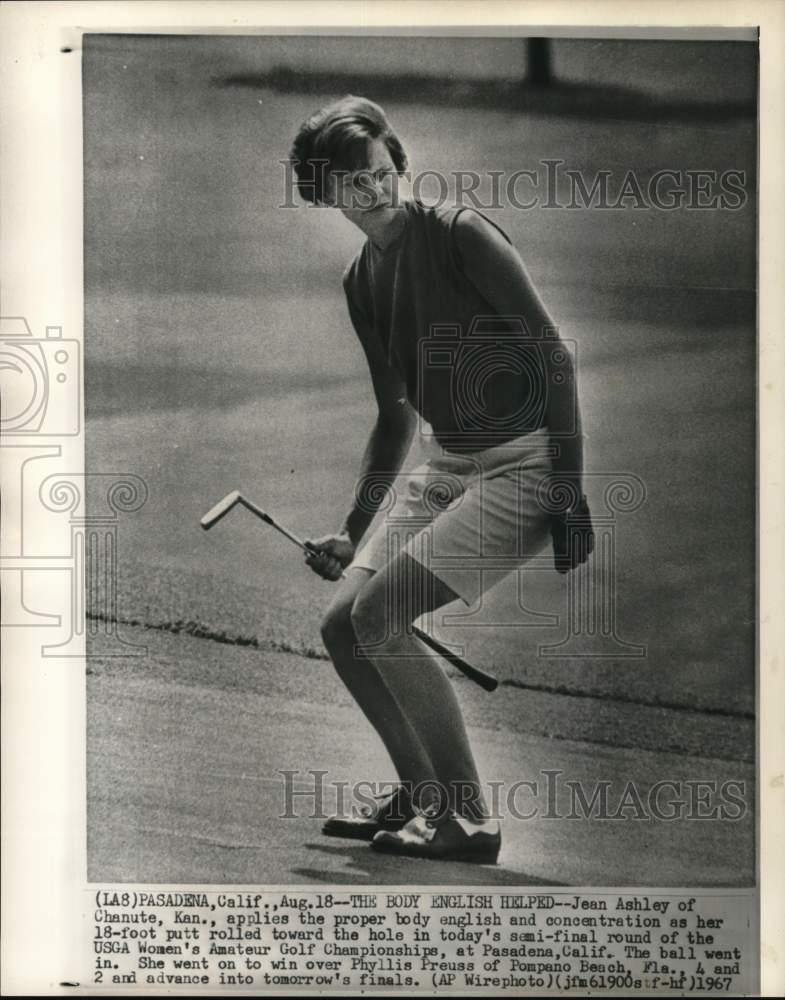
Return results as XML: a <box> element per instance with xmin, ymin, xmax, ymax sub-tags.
<box><xmin>237</xmin><ymin>496</ymin><xmax>313</xmax><ymax>554</ymax></box>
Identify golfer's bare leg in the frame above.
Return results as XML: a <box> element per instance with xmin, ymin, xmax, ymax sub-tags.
<box><xmin>351</xmin><ymin>554</ymin><xmax>489</xmax><ymax>820</ymax></box>
<box><xmin>321</xmin><ymin>567</ymin><xmax>437</xmax><ymax>790</ymax></box>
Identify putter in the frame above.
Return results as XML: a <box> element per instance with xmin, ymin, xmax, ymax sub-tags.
<box><xmin>200</xmin><ymin>490</ymin><xmax>499</xmax><ymax>692</ymax></box>
<box><xmin>201</xmin><ymin>490</ymin><xmax>311</xmax><ymax>553</ymax></box>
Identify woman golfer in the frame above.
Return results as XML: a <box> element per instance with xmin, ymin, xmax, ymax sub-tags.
<box><xmin>291</xmin><ymin>96</ymin><xmax>593</xmax><ymax>863</ymax></box>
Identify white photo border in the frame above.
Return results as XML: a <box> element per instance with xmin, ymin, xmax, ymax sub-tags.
<box><xmin>1</xmin><ymin>1</ymin><xmax>782</xmax><ymax>995</ymax></box>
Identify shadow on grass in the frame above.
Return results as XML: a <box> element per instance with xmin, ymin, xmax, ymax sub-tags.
<box><xmin>214</xmin><ymin>70</ymin><xmax>755</xmax><ymax>124</ymax></box>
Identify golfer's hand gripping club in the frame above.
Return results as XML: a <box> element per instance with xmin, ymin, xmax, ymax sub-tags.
<box><xmin>303</xmin><ymin>533</ymin><xmax>355</xmax><ymax>582</ymax></box>
<box><xmin>549</xmin><ymin>493</ymin><xmax>595</xmax><ymax>574</ymax></box>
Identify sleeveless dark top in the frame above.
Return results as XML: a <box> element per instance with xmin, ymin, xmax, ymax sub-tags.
<box><xmin>342</xmin><ymin>199</ymin><xmax>547</xmax><ymax>452</ymax></box>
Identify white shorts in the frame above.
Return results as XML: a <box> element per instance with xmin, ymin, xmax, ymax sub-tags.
<box><xmin>350</xmin><ymin>426</ymin><xmax>553</xmax><ymax>606</ymax></box>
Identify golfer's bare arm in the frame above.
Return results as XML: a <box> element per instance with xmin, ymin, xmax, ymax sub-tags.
<box><xmin>454</xmin><ymin>212</ymin><xmax>584</xmax><ymax>487</ymax></box>
<box><xmin>339</xmin><ymin>294</ymin><xmax>417</xmax><ymax>549</ymax></box>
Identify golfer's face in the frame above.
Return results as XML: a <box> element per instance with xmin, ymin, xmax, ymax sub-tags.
<box><xmin>328</xmin><ymin>137</ymin><xmax>405</xmax><ymax>227</ymax></box>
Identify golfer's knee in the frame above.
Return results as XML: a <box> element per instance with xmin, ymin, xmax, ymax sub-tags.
<box><xmin>350</xmin><ymin>588</ymin><xmax>389</xmax><ymax>646</ymax></box>
<box><xmin>320</xmin><ymin>601</ymin><xmax>353</xmax><ymax>655</ymax></box>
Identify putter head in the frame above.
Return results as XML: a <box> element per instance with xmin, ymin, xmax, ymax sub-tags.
<box><xmin>200</xmin><ymin>490</ymin><xmax>242</xmax><ymax>530</ymax></box>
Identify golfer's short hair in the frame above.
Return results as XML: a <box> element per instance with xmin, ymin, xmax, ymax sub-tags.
<box><xmin>290</xmin><ymin>95</ymin><xmax>408</xmax><ymax>204</ymax></box>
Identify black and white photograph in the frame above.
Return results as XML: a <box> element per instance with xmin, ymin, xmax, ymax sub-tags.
<box><xmin>83</xmin><ymin>29</ymin><xmax>758</xmax><ymax>889</ymax></box>
<box><xmin>3</xmin><ymin>3</ymin><xmax>784</xmax><ymax>995</ymax></box>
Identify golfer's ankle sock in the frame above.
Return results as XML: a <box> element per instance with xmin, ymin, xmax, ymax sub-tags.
<box><xmin>448</xmin><ymin>793</ymin><xmax>494</xmax><ymax>824</ymax></box>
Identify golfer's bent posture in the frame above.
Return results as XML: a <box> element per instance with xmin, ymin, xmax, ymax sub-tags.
<box><xmin>291</xmin><ymin>97</ymin><xmax>593</xmax><ymax>863</ymax></box>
